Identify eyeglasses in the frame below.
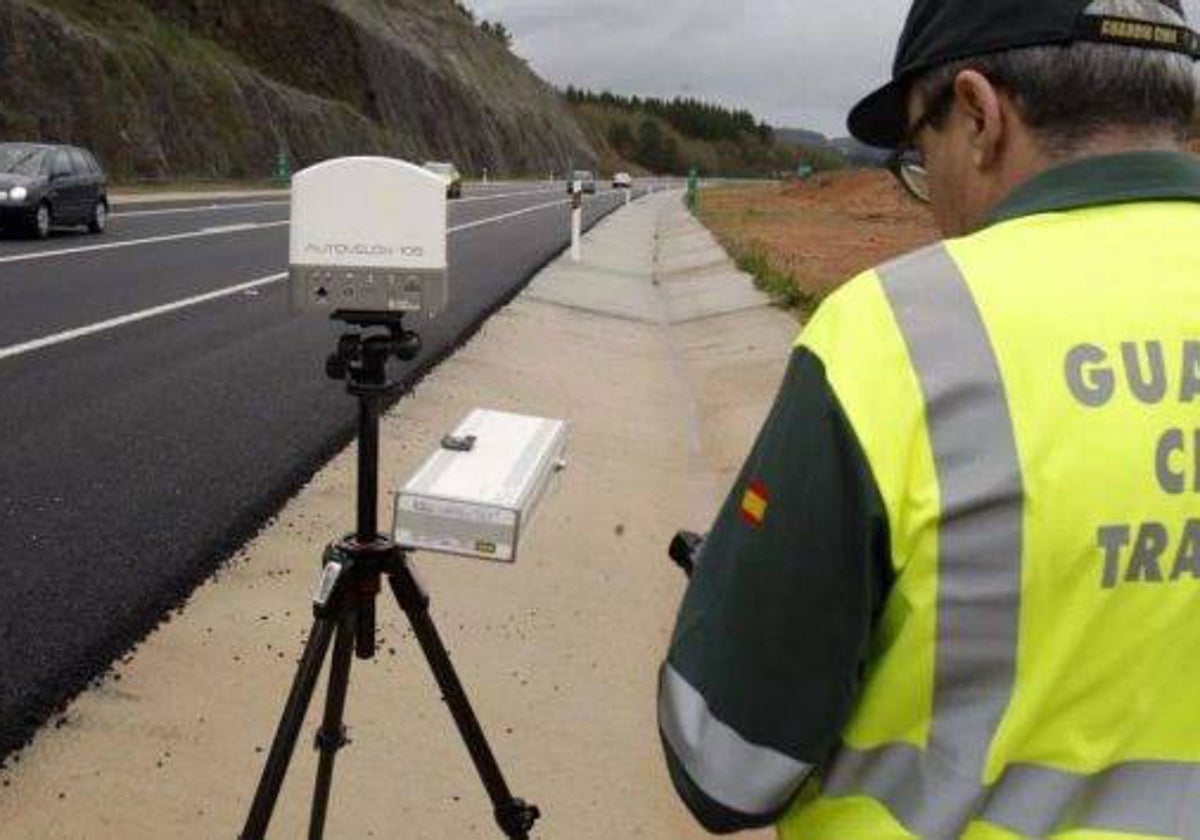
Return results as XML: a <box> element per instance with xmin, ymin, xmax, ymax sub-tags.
<box><xmin>888</xmin><ymin>83</ymin><xmax>956</xmax><ymax>205</ymax></box>
<box><xmin>888</xmin><ymin>148</ymin><xmax>932</xmax><ymax>205</ymax></box>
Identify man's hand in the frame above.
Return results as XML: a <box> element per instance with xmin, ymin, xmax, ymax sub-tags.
<box><xmin>668</xmin><ymin>531</ymin><xmax>705</xmax><ymax>577</ymax></box>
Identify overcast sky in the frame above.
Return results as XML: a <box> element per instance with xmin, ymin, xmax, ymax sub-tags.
<box><xmin>465</xmin><ymin>0</ymin><xmax>1200</xmax><ymax>137</ymax></box>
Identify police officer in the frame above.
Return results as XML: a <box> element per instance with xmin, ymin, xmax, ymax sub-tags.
<box><xmin>658</xmin><ymin>1</ymin><xmax>1200</xmax><ymax>837</ymax></box>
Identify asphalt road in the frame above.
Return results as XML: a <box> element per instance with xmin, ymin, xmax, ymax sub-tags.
<box><xmin>0</xmin><ymin>181</ymin><xmax>663</xmax><ymax>759</ymax></box>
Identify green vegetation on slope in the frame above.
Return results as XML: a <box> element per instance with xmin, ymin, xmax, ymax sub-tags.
<box><xmin>0</xmin><ymin>0</ymin><xmax>596</xmax><ymax>180</ymax></box>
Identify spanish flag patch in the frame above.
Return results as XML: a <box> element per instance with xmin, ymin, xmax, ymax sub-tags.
<box><xmin>740</xmin><ymin>480</ymin><xmax>769</xmax><ymax>527</ymax></box>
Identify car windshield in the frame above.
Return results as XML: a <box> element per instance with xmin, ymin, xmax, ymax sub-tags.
<box><xmin>0</xmin><ymin>146</ymin><xmax>48</xmax><ymax>176</ymax></box>
<box><xmin>572</xmin><ymin>171</ymin><xmax>593</xmax><ymax>180</ymax></box>
<box><xmin>425</xmin><ymin>163</ymin><xmax>455</xmax><ymax>177</ymax></box>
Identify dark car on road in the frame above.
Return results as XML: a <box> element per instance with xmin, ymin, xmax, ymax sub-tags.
<box><xmin>0</xmin><ymin>143</ymin><xmax>108</xmax><ymax>239</ymax></box>
<box><xmin>423</xmin><ymin>161</ymin><xmax>464</xmax><ymax>199</ymax></box>
<box><xmin>567</xmin><ymin>170</ymin><xmax>597</xmax><ymax>195</ymax></box>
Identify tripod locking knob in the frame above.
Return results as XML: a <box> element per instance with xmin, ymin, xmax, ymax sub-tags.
<box><xmin>395</xmin><ymin>329</ymin><xmax>422</xmax><ymax>361</ymax></box>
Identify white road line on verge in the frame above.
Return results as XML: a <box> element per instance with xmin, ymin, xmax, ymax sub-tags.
<box><xmin>0</xmin><ymin>220</ymin><xmax>290</xmax><ymax>266</ymax></box>
<box><xmin>0</xmin><ymin>191</ymin><xmax>626</xmax><ymax>363</ymax></box>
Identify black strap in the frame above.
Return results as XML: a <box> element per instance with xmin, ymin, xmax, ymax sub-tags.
<box><xmin>1076</xmin><ymin>14</ymin><xmax>1200</xmax><ymax>59</ymax></box>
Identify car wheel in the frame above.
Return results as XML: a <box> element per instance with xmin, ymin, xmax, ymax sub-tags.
<box><xmin>30</xmin><ymin>202</ymin><xmax>51</xmax><ymax>240</ymax></box>
<box><xmin>88</xmin><ymin>200</ymin><xmax>107</xmax><ymax>234</ymax></box>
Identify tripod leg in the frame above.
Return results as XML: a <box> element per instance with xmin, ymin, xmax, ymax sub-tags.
<box><xmin>308</xmin><ymin>610</ymin><xmax>357</xmax><ymax>840</ymax></box>
<box><xmin>240</xmin><ymin>615</ymin><xmax>338</xmax><ymax>840</ymax></box>
<box><xmin>387</xmin><ymin>566</ymin><xmax>540</xmax><ymax>840</ymax></box>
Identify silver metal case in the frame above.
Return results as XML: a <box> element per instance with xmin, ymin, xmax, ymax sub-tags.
<box><xmin>394</xmin><ymin>410</ymin><xmax>568</xmax><ymax>563</ymax></box>
<box><xmin>289</xmin><ymin>156</ymin><xmax>448</xmax><ymax>318</ymax></box>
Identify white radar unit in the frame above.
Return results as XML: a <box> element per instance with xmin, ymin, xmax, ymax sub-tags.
<box><xmin>289</xmin><ymin>156</ymin><xmax>448</xmax><ymax>319</ymax></box>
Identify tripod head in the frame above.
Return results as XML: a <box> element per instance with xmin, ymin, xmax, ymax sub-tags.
<box><xmin>326</xmin><ymin>311</ymin><xmax>422</xmax><ymax>396</ymax></box>
<box><xmin>324</xmin><ymin>310</ymin><xmax>423</xmax><ymax>543</ymax></box>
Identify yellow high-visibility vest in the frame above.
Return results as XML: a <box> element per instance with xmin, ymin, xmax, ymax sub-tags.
<box><xmin>780</xmin><ymin>199</ymin><xmax>1200</xmax><ymax>840</ymax></box>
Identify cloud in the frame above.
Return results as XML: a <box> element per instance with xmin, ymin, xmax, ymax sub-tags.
<box><xmin>465</xmin><ymin>0</ymin><xmax>1200</xmax><ymax>136</ymax></box>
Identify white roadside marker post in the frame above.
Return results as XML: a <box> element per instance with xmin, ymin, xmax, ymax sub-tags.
<box><xmin>570</xmin><ymin>180</ymin><xmax>583</xmax><ymax>262</ymax></box>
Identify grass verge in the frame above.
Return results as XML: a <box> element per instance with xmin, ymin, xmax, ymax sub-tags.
<box><xmin>729</xmin><ymin>243</ymin><xmax>819</xmax><ymax>317</ymax></box>
<box><xmin>693</xmin><ymin>184</ymin><xmax>820</xmax><ymax>320</ymax></box>
<box><xmin>692</xmin><ymin>175</ymin><xmax>940</xmax><ymax>323</ymax></box>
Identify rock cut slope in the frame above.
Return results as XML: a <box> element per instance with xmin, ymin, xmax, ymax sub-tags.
<box><xmin>0</xmin><ymin>0</ymin><xmax>597</xmax><ymax>179</ymax></box>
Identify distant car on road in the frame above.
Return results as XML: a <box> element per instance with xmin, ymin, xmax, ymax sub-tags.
<box><xmin>0</xmin><ymin>143</ymin><xmax>108</xmax><ymax>239</ymax></box>
<box><xmin>612</xmin><ymin>172</ymin><xmax>633</xmax><ymax>189</ymax></box>
<box><xmin>568</xmin><ymin>170</ymin><xmax>597</xmax><ymax>195</ymax></box>
<box><xmin>423</xmin><ymin>161</ymin><xmax>463</xmax><ymax>199</ymax></box>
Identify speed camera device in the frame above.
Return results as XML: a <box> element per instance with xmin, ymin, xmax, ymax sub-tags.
<box><xmin>289</xmin><ymin>156</ymin><xmax>448</xmax><ymax>319</ymax></box>
<box><xmin>394</xmin><ymin>409</ymin><xmax>568</xmax><ymax>563</ymax></box>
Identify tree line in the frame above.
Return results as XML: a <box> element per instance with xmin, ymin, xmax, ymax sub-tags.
<box><xmin>565</xmin><ymin>87</ymin><xmax>774</xmax><ymax>146</ymax></box>
<box><xmin>605</xmin><ymin>118</ymin><xmax>684</xmax><ymax>175</ymax></box>
<box><xmin>565</xmin><ymin>86</ymin><xmax>838</xmax><ymax>177</ymax></box>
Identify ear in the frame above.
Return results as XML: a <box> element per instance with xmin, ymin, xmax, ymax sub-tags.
<box><xmin>952</xmin><ymin>70</ymin><xmax>1005</xmax><ymax>170</ymax></box>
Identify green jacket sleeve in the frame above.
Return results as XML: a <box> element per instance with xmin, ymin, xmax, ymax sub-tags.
<box><xmin>658</xmin><ymin>346</ymin><xmax>893</xmax><ymax>833</ymax></box>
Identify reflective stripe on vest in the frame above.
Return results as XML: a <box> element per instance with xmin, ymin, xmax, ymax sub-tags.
<box><xmin>660</xmin><ymin>664</ymin><xmax>814</xmax><ymax>815</ymax></box>
<box><xmin>820</xmin><ymin>244</ymin><xmax>1200</xmax><ymax>837</ymax></box>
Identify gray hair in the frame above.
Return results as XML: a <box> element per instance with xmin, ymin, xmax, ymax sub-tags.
<box><xmin>913</xmin><ymin>0</ymin><xmax>1198</xmax><ymax>157</ymax></box>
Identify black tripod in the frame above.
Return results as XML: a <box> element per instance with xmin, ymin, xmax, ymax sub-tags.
<box><xmin>239</xmin><ymin>312</ymin><xmax>540</xmax><ymax>840</ymax></box>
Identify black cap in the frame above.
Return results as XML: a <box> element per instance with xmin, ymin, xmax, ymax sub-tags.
<box><xmin>849</xmin><ymin>0</ymin><xmax>1200</xmax><ymax>149</ymax></box>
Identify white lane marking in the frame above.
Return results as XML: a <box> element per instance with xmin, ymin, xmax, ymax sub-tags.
<box><xmin>449</xmin><ymin>188</ymin><xmax>624</xmax><ymax>232</ymax></box>
<box><xmin>0</xmin><ymin>274</ymin><xmax>286</xmax><ymax>363</ymax></box>
<box><xmin>0</xmin><ymin>187</ymin><xmax>612</xmax><ymax>266</ymax></box>
<box><xmin>0</xmin><ymin>220</ymin><xmax>289</xmax><ymax>266</ymax></box>
<box><xmin>0</xmin><ymin>190</ymin><xmax>628</xmax><ymax>363</ymax></box>
<box><xmin>111</xmin><ymin>186</ymin><xmax>557</xmax><ymax>217</ymax></box>
<box><xmin>453</xmin><ymin>187</ymin><xmax>561</xmax><ymax>205</ymax></box>
<box><xmin>201</xmin><ymin>223</ymin><xmax>259</xmax><ymax>235</ymax></box>
<box><xmin>450</xmin><ymin>197</ymin><xmax>568</xmax><ymax>232</ymax></box>
<box><xmin>111</xmin><ymin>200</ymin><xmax>289</xmax><ymax>219</ymax></box>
